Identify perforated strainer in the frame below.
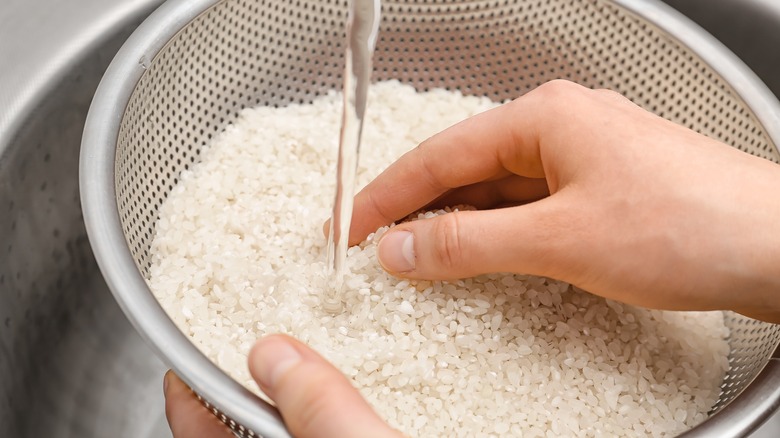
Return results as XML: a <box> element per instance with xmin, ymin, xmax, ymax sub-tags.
<box><xmin>80</xmin><ymin>0</ymin><xmax>780</xmax><ymax>436</ymax></box>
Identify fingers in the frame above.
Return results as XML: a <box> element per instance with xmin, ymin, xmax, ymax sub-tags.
<box><xmin>163</xmin><ymin>371</ymin><xmax>235</xmax><ymax>438</ymax></box>
<box><xmin>377</xmin><ymin>196</ymin><xmax>572</xmax><ymax>280</ymax></box>
<box><xmin>164</xmin><ymin>339</ymin><xmax>402</xmax><ymax>438</ymax></box>
<box><xmin>344</xmin><ymin>92</ymin><xmax>550</xmax><ymax>244</ymax></box>
<box><xmin>249</xmin><ymin>335</ymin><xmax>401</xmax><ymax>438</ymax></box>
<box><xmin>425</xmin><ymin>175</ymin><xmax>550</xmax><ymax>211</ymax></box>
<box><xmin>323</xmin><ymin>80</ymin><xmax>607</xmax><ymax>246</ymax></box>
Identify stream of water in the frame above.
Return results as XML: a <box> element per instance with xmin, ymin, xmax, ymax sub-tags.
<box><xmin>325</xmin><ymin>0</ymin><xmax>381</xmax><ymax>298</ymax></box>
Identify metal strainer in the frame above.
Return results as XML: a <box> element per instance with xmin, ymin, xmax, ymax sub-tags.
<box><xmin>80</xmin><ymin>0</ymin><xmax>780</xmax><ymax>436</ymax></box>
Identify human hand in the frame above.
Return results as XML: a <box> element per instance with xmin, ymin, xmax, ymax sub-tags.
<box><xmin>164</xmin><ymin>334</ymin><xmax>401</xmax><ymax>438</ymax></box>
<box><xmin>342</xmin><ymin>80</ymin><xmax>780</xmax><ymax>322</ymax></box>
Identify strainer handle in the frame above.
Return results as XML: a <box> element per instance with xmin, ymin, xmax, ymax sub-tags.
<box><xmin>679</xmin><ymin>358</ymin><xmax>780</xmax><ymax>438</ymax></box>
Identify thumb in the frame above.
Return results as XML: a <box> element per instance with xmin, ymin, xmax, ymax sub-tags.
<box><xmin>377</xmin><ymin>201</ymin><xmax>565</xmax><ymax>280</ymax></box>
<box><xmin>249</xmin><ymin>335</ymin><xmax>402</xmax><ymax>438</ymax></box>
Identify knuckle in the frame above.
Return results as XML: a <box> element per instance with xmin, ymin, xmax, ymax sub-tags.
<box><xmin>432</xmin><ymin>213</ymin><xmax>465</xmax><ymax>272</ymax></box>
<box><xmin>365</xmin><ymin>186</ymin><xmax>395</xmax><ymax>225</ymax></box>
<box><xmin>295</xmin><ymin>395</ymin><xmax>330</xmax><ymax>435</ymax></box>
<box><xmin>594</xmin><ymin>87</ymin><xmax>631</xmax><ymax>105</ymax></box>
<box><xmin>416</xmin><ymin>136</ymin><xmax>449</xmax><ymax>191</ymax></box>
<box><xmin>287</xmin><ymin>372</ymin><xmax>334</xmax><ymax>436</ymax></box>
<box><xmin>594</xmin><ymin>87</ymin><xmax>620</xmax><ymax>98</ymax></box>
<box><xmin>533</xmin><ymin>79</ymin><xmax>583</xmax><ymax>100</ymax></box>
<box><xmin>521</xmin><ymin>79</ymin><xmax>588</xmax><ymax>120</ymax></box>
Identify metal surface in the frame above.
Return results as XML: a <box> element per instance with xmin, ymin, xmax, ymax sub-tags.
<box><xmin>81</xmin><ymin>1</ymin><xmax>291</xmax><ymax>436</ymax></box>
<box><xmin>80</xmin><ymin>0</ymin><xmax>780</xmax><ymax>437</ymax></box>
<box><xmin>0</xmin><ymin>0</ymin><xmax>169</xmax><ymax>437</ymax></box>
<box><xmin>0</xmin><ymin>0</ymin><xmax>775</xmax><ymax>437</ymax></box>
<box><xmin>682</xmin><ymin>359</ymin><xmax>780</xmax><ymax>438</ymax></box>
<box><xmin>662</xmin><ymin>0</ymin><xmax>780</xmax><ymax>98</ymax></box>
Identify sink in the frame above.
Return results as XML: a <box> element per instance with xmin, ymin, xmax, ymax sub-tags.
<box><xmin>1</xmin><ymin>0</ymin><xmax>778</xmax><ymax>437</ymax></box>
<box><xmin>0</xmin><ymin>1</ymin><xmax>169</xmax><ymax>437</ymax></box>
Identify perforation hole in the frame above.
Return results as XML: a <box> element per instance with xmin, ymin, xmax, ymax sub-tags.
<box><xmin>112</xmin><ymin>0</ymin><xmax>780</xmax><ymax>433</ymax></box>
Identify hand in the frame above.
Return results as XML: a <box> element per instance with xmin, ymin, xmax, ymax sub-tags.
<box><xmin>343</xmin><ymin>80</ymin><xmax>780</xmax><ymax>322</ymax></box>
<box><xmin>164</xmin><ymin>334</ymin><xmax>401</xmax><ymax>438</ymax></box>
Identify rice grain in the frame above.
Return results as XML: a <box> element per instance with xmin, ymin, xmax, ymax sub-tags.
<box><xmin>149</xmin><ymin>81</ymin><xmax>730</xmax><ymax>437</ymax></box>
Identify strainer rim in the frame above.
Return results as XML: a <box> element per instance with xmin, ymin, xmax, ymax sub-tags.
<box><xmin>615</xmin><ymin>0</ymin><xmax>780</xmax><ymax>164</ymax></box>
<box><xmin>80</xmin><ymin>0</ymin><xmax>291</xmax><ymax>437</ymax></box>
<box><xmin>80</xmin><ymin>0</ymin><xmax>780</xmax><ymax>437</ymax></box>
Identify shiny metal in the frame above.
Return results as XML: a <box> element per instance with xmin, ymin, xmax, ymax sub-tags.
<box><xmin>615</xmin><ymin>0</ymin><xmax>780</xmax><ymax>164</ymax></box>
<box><xmin>80</xmin><ymin>0</ymin><xmax>780</xmax><ymax>437</ymax></box>
<box><xmin>0</xmin><ymin>0</ymin><xmax>168</xmax><ymax>437</ymax></box>
<box><xmin>662</xmin><ymin>0</ymin><xmax>780</xmax><ymax>97</ymax></box>
<box><xmin>81</xmin><ymin>2</ymin><xmax>291</xmax><ymax>437</ymax></box>
<box><xmin>681</xmin><ymin>359</ymin><xmax>780</xmax><ymax>438</ymax></box>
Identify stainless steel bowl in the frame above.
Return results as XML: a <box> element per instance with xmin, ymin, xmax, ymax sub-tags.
<box><xmin>79</xmin><ymin>0</ymin><xmax>780</xmax><ymax>437</ymax></box>
<box><xmin>0</xmin><ymin>1</ymin><xmax>170</xmax><ymax>437</ymax></box>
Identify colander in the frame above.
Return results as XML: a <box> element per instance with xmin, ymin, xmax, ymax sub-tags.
<box><xmin>80</xmin><ymin>0</ymin><xmax>780</xmax><ymax>436</ymax></box>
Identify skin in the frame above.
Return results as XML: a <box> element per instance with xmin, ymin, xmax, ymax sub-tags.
<box><xmin>164</xmin><ymin>335</ymin><xmax>402</xmax><ymax>438</ymax></box>
<box><xmin>166</xmin><ymin>80</ymin><xmax>780</xmax><ymax>437</ymax></box>
<box><xmin>348</xmin><ymin>80</ymin><xmax>780</xmax><ymax>322</ymax></box>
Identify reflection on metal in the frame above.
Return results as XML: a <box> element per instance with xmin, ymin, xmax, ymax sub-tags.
<box><xmin>0</xmin><ymin>1</ymin><xmax>168</xmax><ymax>437</ymax></box>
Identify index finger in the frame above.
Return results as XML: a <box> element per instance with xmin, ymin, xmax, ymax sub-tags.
<box><xmin>346</xmin><ymin>93</ymin><xmax>546</xmax><ymax>244</ymax></box>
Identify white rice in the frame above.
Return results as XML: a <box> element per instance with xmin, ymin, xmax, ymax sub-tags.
<box><xmin>149</xmin><ymin>81</ymin><xmax>730</xmax><ymax>437</ymax></box>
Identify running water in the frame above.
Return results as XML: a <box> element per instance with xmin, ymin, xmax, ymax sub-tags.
<box><xmin>326</xmin><ymin>0</ymin><xmax>381</xmax><ymax>294</ymax></box>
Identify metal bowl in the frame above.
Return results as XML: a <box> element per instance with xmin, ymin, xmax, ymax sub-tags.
<box><xmin>0</xmin><ymin>1</ymin><xmax>170</xmax><ymax>436</ymax></box>
<box><xmin>79</xmin><ymin>0</ymin><xmax>780</xmax><ymax>437</ymax></box>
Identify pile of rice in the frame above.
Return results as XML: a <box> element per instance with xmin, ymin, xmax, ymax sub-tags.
<box><xmin>149</xmin><ymin>81</ymin><xmax>730</xmax><ymax>437</ymax></box>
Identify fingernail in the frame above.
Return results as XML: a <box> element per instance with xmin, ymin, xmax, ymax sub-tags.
<box><xmin>163</xmin><ymin>370</ymin><xmax>171</xmax><ymax>394</ymax></box>
<box><xmin>378</xmin><ymin>230</ymin><xmax>415</xmax><ymax>272</ymax></box>
<box><xmin>255</xmin><ymin>338</ymin><xmax>303</xmax><ymax>389</ymax></box>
